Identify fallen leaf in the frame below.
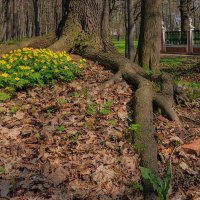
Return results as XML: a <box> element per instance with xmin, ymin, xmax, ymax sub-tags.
<box><xmin>48</xmin><ymin>166</ymin><xmax>69</xmax><ymax>186</ymax></box>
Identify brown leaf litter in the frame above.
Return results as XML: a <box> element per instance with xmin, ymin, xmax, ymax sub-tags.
<box><xmin>0</xmin><ymin>57</ymin><xmax>199</xmax><ymax>200</ymax></box>
<box><xmin>0</xmin><ymin>60</ymin><xmax>141</xmax><ymax>200</ymax></box>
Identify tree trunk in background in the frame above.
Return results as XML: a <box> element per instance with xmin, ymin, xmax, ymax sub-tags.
<box><xmin>32</xmin><ymin>0</ymin><xmax>40</xmax><ymax>36</ymax></box>
<box><xmin>168</xmin><ymin>0</ymin><xmax>173</xmax><ymax>30</ymax></box>
<box><xmin>0</xmin><ymin>0</ymin><xmax>9</xmax><ymax>41</ymax></box>
<box><xmin>137</xmin><ymin>0</ymin><xmax>162</xmax><ymax>73</ymax></box>
<box><xmin>0</xmin><ymin>0</ymin><xmax>64</xmax><ymax>42</ymax></box>
<box><xmin>180</xmin><ymin>0</ymin><xmax>192</xmax><ymax>31</ymax></box>
<box><xmin>125</xmin><ymin>0</ymin><xmax>135</xmax><ymax>61</ymax></box>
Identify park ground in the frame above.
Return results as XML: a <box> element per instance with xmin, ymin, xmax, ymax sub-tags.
<box><xmin>0</xmin><ymin>42</ymin><xmax>199</xmax><ymax>199</ymax></box>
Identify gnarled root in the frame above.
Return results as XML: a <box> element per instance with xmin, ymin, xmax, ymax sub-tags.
<box><xmin>48</xmin><ymin>35</ymin><xmax>73</xmax><ymax>52</ymax></box>
<box><xmin>100</xmin><ymin>71</ymin><xmax>123</xmax><ymax>88</ymax></box>
<box><xmin>134</xmin><ymin>81</ymin><xmax>158</xmax><ymax>199</ymax></box>
<box><xmin>81</xmin><ymin>50</ymin><xmax>180</xmax><ymax>199</ymax></box>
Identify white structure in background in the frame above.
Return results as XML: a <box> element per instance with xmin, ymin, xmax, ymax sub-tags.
<box><xmin>161</xmin><ymin>19</ymin><xmax>200</xmax><ymax>54</ymax></box>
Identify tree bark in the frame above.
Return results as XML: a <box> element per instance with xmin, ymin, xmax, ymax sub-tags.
<box><xmin>32</xmin><ymin>0</ymin><xmax>40</xmax><ymax>36</ymax></box>
<box><xmin>180</xmin><ymin>0</ymin><xmax>192</xmax><ymax>31</ymax></box>
<box><xmin>125</xmin><ymin>0</ymin><xmax>135</xmax><ymax>62</ymax></box>
<box><xmin>137</xmin><ymin>0</ymin><xmax>162</xmax><ymax>73</ymax></box>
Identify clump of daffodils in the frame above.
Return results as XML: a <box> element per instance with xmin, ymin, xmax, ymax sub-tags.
<box><xmin>0</xmin><ymin>48</ymin><xmax>86</xmax><ymax>93</ymax></box>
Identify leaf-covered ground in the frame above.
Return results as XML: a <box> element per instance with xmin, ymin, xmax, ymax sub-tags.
<box><xmin>158</xmin><ymin>55</ymin><xmax>200</xmax><ymax>200</ymax></box>
<box><xmin>0</xmin><ymin>55</ymin><xmax>199</xmax><ymax>200</ymax></box>
<box><xmin>0</xmin><ymin>58</ymin><xmax>142</xmax><ymax>200</ymax></box>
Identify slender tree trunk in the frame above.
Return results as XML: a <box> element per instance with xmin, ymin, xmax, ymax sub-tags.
<box><xmin>137</xmin><ymin>0</ymin><xmax>162</xmax><ymax>73</ymax></box>
<box><xmin>32</xmin><ymin>0</ymin><xmax>40</xmax><ymax>36</ymax></box>
<box><xmin>125</xmin><ymin>0</ymin><xmax>135</xmax><ymax>61</ymax></box>
<box><xmin>168</xmin><ymin>0</ymin><xmax>173</xmax><ymax>30</ymax></box>
<box><xmin>180</xmin><ymin>0</ymin><xmax>192</xmax><ymax>31</ymax></box>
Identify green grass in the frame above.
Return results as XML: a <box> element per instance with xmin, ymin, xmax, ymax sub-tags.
<box><xmin>112</xmin><ymin>39</ymin><xmax>138</xmax><ymax>54</ymax></box>
<box><xmin>177</xmin><ymin>81</ymin><xmax>200</xmax><ymax>100</ymax></box>
<box><xmin>160</xmin><ymin>57</ymin><xmax>187</xmax><ymax>68</ymax></box>
<box><xmin>177</xmin><ymin>81</ymin><xmax>200</xmax><ymax>89</ymax></box>
<box><xmin>112</xmin><ymin>39</ymin><xmax>188</xmax><ymax>68</ymax></box>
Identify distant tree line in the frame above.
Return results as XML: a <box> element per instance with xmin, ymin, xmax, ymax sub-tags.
<box><xmin>0</xmin><ymin>0</ymin><xmax>200</xmax><ymax>42</ymax></box>
<box><xmin>0</xmin><ymin>0</ymin><xmax>66</xmax><ymax>41</ymax></box>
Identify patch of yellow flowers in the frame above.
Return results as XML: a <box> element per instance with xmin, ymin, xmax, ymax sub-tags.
<box><xmin>1</xmin><ymin>73</ymin><xmax>9</xmax><ymax>78</ymax></box>
<box><xmin>0</xmin><ymin>47</ymin><xmax>86</xmax><ymax>92</ymax></box>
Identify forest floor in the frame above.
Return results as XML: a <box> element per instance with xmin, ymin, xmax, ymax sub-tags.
<box><xmin>0</xmin><ymin>54</ymin><xmax>199</xmax><ymax>200</ymax></box>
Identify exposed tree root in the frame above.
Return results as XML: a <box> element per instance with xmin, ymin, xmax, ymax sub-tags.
<box><xmin>27</xmin><ymin>33</ymin><xmax>57</xmax><ymax>49</ymax></box>
<box><xmin>0</xmin><ymin>33</ymin><xmax>56</xmax><ymax>54</ymax></box>
<box><xmin>154</xmin><ymin>95</ymin><xmax>180</xmax><ymax>123</ymax></box>
<box><xmin>100</xmin><ymin>71</ymin><xmax>123</xmax><ymax>88</ymax></box>
<box><xmin>133</xmin><ymin>81</ymin><xmax>158</xmax><ymax>200</ymax></box>
<box><xmin>48</xmin><ymin>35</ymin><xmax>73</xmax><ymax>52</ymax></box>
<box><xmin>77</xmin><ymin>49</ymin><xmax>180</xmax><ymax>199</ymax></box>
<box><xmin>0</xmin><ymin>39</ymin><xmax>31</xmax><ymax>54</ymax></box>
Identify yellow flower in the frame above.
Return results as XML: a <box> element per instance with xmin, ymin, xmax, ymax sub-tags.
<box><xmin>0</xmin><ymin>60</ymin><xmax>6</xmax><ymax>65</ymax></box>
<box><xmin>42</xmin><ymin>66</ymin><xmax>47</xmax><ymax>69</ymax></box>
<box><xmin>66</xmin><ymin>55</ymin><xmax>72</xmax><ymax>61</ymax></box>
<box><xmin>1</xmin><ymin>73</ymin><xmax>9</xmax><ymax>78</ymax></box>
<box><xmin>6</xmin><ymin>65</ymin><xmax>11</xmax><ymax>69</ymax></box>
<box><xmin>80</xmin><ymin>58</ymin><xmax>87</xmax><ymax>63</ymax></box>
<box><xmin>10</xmin><ymin>59</ymin><xmax>14</xmax><ymax>63</ymax></box>
<box><xmin>15</xmin><ymin>77</ymin><xmax>20</xmax><ymax>81</ymax></box>
<box><xmin>79</xmin><ymin>64</ymin><xmax>83</xmax><ymax>68</ymax></box>
<box><xmin>64</xmin><ymin>66</ymin><xmax>69</xmax><ymax>70</ymax></box>
<box><xmin>33</xmin><ymin>52</ymin><xmax>38</xmax><ymax>56</ymax></box>
<box><xmin>19</xmin><ymin>66</ymin><xmax>30</xmax><ymax>70</ymax></box>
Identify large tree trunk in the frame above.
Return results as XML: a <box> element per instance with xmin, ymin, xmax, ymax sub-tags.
<box><xmin>50</xmin><ymin>0</ymin><xmax>113</xmax><ymax>54</ymax></box>
<box><xmin>137</xmin><ymin>0</ymin><xmax>162</xmax><ymax>73</ymax></box>
<box><xmin>0</xmin><ymin>0</ymin><xmax>181</xmax><ymax>199</ymax></box>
